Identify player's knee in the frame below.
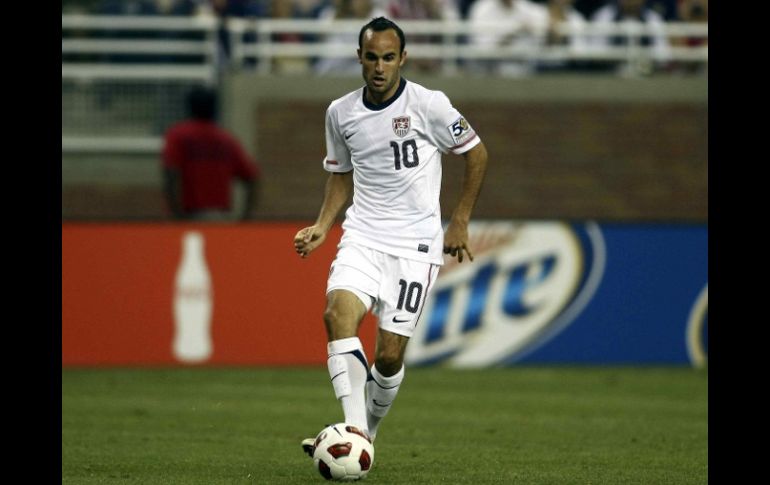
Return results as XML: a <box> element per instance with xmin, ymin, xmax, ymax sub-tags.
<box><xmin>323</xmin><ymin>307</ymin><xmax>340</xmax><ymax>335</ymax></box>
<box><xmin>323</xmin><ymin>307</ymin><xmax>357</xmax><ymax>340</ymax></box>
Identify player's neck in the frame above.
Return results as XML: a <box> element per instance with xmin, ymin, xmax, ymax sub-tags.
<box><xmin>363</xmin><ymin>77</ymin><xmax>406</xmax><ymax>111</ymax></box>
<box><xmin>366</xmin><ymin>76</ymin><xmax>403</xmax><ymax>105</ymax></box>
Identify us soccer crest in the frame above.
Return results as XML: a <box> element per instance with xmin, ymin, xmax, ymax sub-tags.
<box><xmin>392</xmin><ymin>116</ymin><xmax>410</xmax><ymax>137</ymax></box>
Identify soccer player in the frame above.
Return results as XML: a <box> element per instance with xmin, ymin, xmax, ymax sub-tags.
<box><xmin>295</xmin><ymin>16</ymin><xmax>488</xmax><ymax>454</ymax></box>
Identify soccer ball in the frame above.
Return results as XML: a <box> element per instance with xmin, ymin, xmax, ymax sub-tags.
<box><xmin>312</xmin><ymin>423</ymin><xmax>374</xmax><ymax>481</ymax></box>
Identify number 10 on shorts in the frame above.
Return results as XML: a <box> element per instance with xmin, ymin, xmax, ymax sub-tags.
<box><xmin>397</xmin><ymin>279</ymin><xmax>423</xmax><ymax>313</ymax></box>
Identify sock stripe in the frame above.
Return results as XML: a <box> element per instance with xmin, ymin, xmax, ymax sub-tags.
<box><xmin>349</xmin><ymin>349</ymin><xmax>372</xmax><ymax>381</ymax></box>
<box><xmin>371</xmin><ymin>376</ymin><xmax>400</xmax><ymax>390</ymax></box>
<box><xmin>349</xmin><ymin>349</ymin><xmax>369</xmax><ymax>371</ymax></box>
<box><xmin>330</xmin><ymin>371</ymin><xmax>346</xmax><ymax>382</ymax></box>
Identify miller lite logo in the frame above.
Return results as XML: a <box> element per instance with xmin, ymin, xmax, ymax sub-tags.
<box><xmin>392</xmin><ymin>116</ymin><xmax>410</xmax><ymax>137</ymax></box>
<box><xmin>405</xmin><ymin>221</ymin><xmax>606</xmax><ymax>368</ymax></box>
<box><xmin>686</xmin><ymin>284</ymin><xmax>708</xmax><ymax>369</ymax></box>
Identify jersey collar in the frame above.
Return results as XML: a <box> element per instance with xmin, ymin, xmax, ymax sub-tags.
<box><xmin>362</xmin><ymin>77</ymin><xmax>407</xmax><ymax>111</ymax></box>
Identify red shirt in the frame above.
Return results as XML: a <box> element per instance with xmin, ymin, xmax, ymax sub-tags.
<box><xmin>162</xmin><ymin>119</ymin><xmax>260</xmax><ymax>212</ymax></box>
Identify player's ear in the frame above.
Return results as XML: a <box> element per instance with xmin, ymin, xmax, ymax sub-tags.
<box><xmin>357</xmin><ymin>49</ymin><xmax>362</xmax><ymax>64</ymax></box>
<box><xmin>399</xmin><ymin>50</ymin><xmax>407</xmax><ymax>67</ymax></box>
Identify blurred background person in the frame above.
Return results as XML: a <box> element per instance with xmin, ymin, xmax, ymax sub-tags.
<box><xmin>385</xmin><ymin>0</ymin><xmax>461</xmax><ymax>73</ymax></box>
<box><xmin>648</xmin><ymin>0</ymin><xmax>678</xmax><ymax>20</ymax></box>
<box><xmin>267</xmin><ymin>0</ymin><xmax>318</xmax><ymax>74</ymax></box>
<box><xmin>570</xmin><ymin>0</ymin><xmax>608</xmax><ymax>18</ymax></box>
<box><xmin>466</xmin><ymin>0</ymin><xmax>550</xmax><ymax>77</ymax></box>
<box><xmin>162</xmin><ymin>86</ymin><xmax>261</xmax><ymax>222</ymax></box>
<box><xmin>676</xmin><ymin>0</ymin><xmax>707</xmax><ymax>30</ymax></box>
<box><xmin>670</xmin><ymin>0</ymin><xmax>707</xmax><ymax>75</ymax></box>
<box><xmin>195</xmin><ymin>0</ymin><xmax>267</xmax><ymax>71</ymax></box>
<box><xmin>154</xmin><ymin>0</ymin><xmax>199</xmax><ymax>15</ymax></box>
<box><xmin>314</xmin><ymin>0</ymin><xmax>388</xmax><ymax>76</ymax></box>
<box><xmin>386</xmin><ymin>0</ymin><xmax>455</xmax><ymax>19</ymax></box>
<box><xmin>96</xmin><ymin>0</ymin><xmax>159</xmax><ymax>15</ymax></box>
<box><xmin>587</xmin><ymin>0</ymin><xmax>671</xmax><ymax>76</ymax></box>
<box><xmin>537</xmin><ymin>0</ymin><xmax>590</xmax><ymax>72</ymax></box>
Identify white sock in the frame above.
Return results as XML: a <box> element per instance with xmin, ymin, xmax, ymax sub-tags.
<box><xmin>327</xmin><ymin>337</ymin><xmax>370</xmax><ymax>432</ymax></box>
<box><xmin>366</xmin><ymin>364</ymin><xmax>404</xmax><ymax>441</ymax></box>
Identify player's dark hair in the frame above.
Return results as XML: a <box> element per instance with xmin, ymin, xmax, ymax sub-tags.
<box><xmin>187</xmin><ymin>86</ymin><xmax>217</xmax><ymax>120</ymax></box>
<box><xmin>358</xmin><ymin>17</ymin><xmax>406</xmax><ymax>54</ymax></box>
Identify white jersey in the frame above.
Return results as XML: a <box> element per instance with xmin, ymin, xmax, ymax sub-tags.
<box><xmin>323</xmin><ymin>78</ymin><xmax>481</xmax><ymax>265</ymax></box>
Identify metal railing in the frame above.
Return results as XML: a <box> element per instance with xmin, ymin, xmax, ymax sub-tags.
<box><xmin>227</xmin><ymin>18</ymin><xmax>707</xmax><ymax>75</ymax></box>
<box><xmin>62</xmin><ymin>14</ymin><xmax>221</xmax><ymax>81</ymax></box>
<box><xmin>62</xmin><ymin>15</ymin><xmax>708</xmax><ymax>154</ymax></box>
<box><xmin>62</xmin><ymin>14</ymin><xmax>709</xmax><ymax>76</ymax></box>
<box><xmin>62</xmin><ymin>14</ymin><xmax>220</xmax><ymax>153</ymax></box>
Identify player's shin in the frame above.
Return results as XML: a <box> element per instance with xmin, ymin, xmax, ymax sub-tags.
<box><xmin>327</xmin><ymin>337</ymin><xmax>370</xmax><ymax>433</ymax></box>
<box><xmin>365</xmin><ymin>364</ymin><xmax>404</xmax><ymax>441</ymax></box>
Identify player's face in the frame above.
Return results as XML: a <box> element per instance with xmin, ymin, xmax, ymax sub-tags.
<box><xmin>358</xmin><ymin>28</ymin><xmax>407</xmax><ymax>105</ymax></box>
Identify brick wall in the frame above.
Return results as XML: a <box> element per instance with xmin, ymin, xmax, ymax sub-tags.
<box><xmin>61</xmin><ymin>78</ymin><xmax>707</xmax><ymax>222</ymax></box>
<box><xmin>252</xmin><ymin>100</ymin><xmax>707</xmax><ymax>222</ymax></box>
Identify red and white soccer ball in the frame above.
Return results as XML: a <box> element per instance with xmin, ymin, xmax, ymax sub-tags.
<box><xmin>312</xmin><ymin>423</ymin><xmax>374</xmax><ymax>481</ymax></box>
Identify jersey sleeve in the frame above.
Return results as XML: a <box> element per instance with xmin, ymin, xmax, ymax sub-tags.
<box><xmin>427</xmin><ymin>91</ymin><xmax>481</xmax><ymax>155</ymax></box>
<box><xmin>323</xmin><ymin>105</ymin><xmax>353</xmax><ymax>173</ymax></box>
<box><xmin>229</xmin><ymin>136</ymin><xmax>259</xmax><ymax>181</ymax></box>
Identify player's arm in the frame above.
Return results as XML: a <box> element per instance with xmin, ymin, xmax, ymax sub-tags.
<box><xmin>232</xmin><ymin>137</ymin><xmax>261</xmax><ymax>221</ymax></box>
<box><xmin>161</xmin><ymin>130</ymin><xmax>185</xmax><ymax>219</ymax></box>
<box><xmin>444</xmin><ymin>141</ymin><xmax>488</xmax><ymax>263</ymax></box>
<box><xmin>163</xmin><ymin>167</ymin><xmax>184</xmax><ymax>219</ymax></box>
<box><xmin>237</xmin><ymin>178</ymin><xmax>258</xmax><ymax>221</ymax></box>
<box><xmin>294</xmin><ymin>171</ymin><xmax>353</xmax><ymax>258</ymax></box>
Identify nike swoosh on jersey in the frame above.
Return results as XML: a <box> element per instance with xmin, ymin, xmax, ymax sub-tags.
<box><xmin>392</xmin><ymin>316</ymin><xmax>410</xmax><ymax>323</ymax></box>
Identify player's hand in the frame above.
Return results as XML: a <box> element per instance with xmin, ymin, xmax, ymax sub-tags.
<box><xmin>443</xmin><ymin>221</ymin><xmax>474</xmax><ymax>263</ymax></box>
<box><xmin>293</xmin><ymin>225</ymin><xmax>327</xmax><ymax>258</ymax></box>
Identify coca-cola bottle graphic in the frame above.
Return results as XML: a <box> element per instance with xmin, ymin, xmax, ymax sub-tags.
<box><xmin>172</xmin><ymin>231</ymin><xmax>213</xmax><ymax>363</ymax></box>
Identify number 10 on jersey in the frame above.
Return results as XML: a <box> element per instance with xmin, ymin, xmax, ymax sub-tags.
<box><xmin>390</xmin><ymin>140</ymin><xmax>419</xmax><ymax>170</ymax></box>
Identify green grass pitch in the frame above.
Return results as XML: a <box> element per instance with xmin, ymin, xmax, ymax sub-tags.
<box><xmin>62</xmin><ymin>366</ymin><xmax>707</xmax><ymax>484</ymax></box>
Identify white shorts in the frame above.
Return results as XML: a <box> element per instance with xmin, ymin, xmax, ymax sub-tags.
<box><xmin>326</xmin><ymin>243</ymin><xmax>440</xmax><ymax>338</ymax></box>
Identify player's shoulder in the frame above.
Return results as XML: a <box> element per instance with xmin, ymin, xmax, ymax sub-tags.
<box><xmin>165</xmin><ymin>118</ymin><xmax>193</xmax><ymax>133</ymax></box>
<box><xmin>327</xmin><ymin>87</ymin><xmax>365</xmax><ymax>114</ymax></box>
<box><xmin>165</xmin><ymin>119</ymin><xmax>208</xmax><ymax>139</ymax></box>
<box><xmin>404</xmin><ymin>79</ymin><xmax>453</xmax><ymax>116</ymax></box>
<box><xmin>404</xmin><ymin>79</ymin><xmax>445</xmax><ymax>101</ymax></box>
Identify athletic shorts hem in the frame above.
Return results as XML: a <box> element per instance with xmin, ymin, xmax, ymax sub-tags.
<box><xmin>377</xmin><ymin>322</ymin><xmax>416</xmax><ymax>338</ymax></box>
<box><xmin>326</xmin><ymin>285</ymin><xmax>375</xmax><ymax>312</ymax></box>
